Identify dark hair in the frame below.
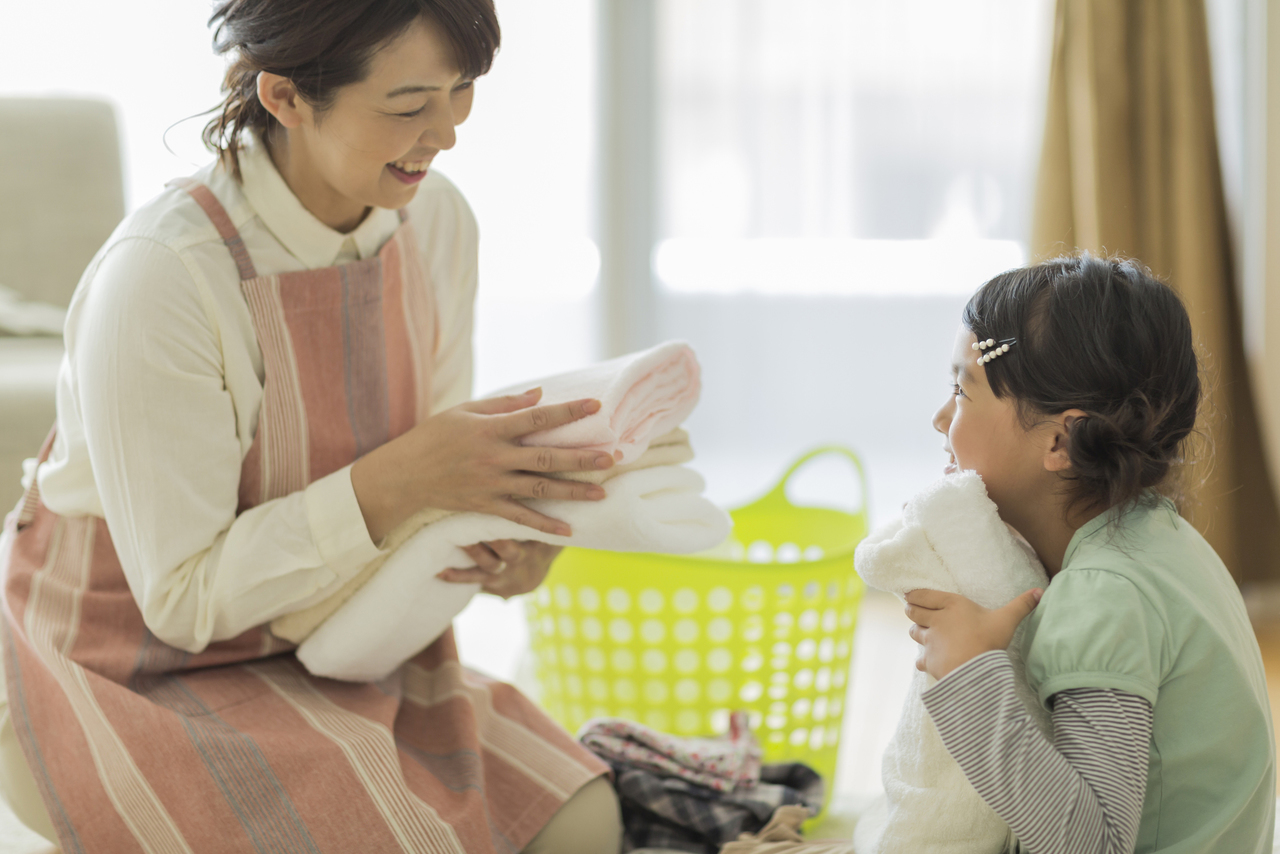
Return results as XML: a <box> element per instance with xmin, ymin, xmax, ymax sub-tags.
<box><xmin>962</xmin><ymin>254</ymin><xmax>1202</xmax><ymax>516</ymax></box>
<box><xmin>203</xmin><ymin>0</ymin><xmax>500</xmax><ymax>178</ymax></box>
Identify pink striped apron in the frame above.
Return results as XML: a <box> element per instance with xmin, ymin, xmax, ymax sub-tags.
<box><xmin>0</xmin><ymin>181</ymin><xmax>605</xmax><ymax>854</ymax></box>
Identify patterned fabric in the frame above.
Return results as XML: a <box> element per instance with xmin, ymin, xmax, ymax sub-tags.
<box><xmin>580</xmin><ymin>711</ymin><xmax>762</xmax><ymax>793</ymax></box>
<box><xmin>609</xmin><ymin>762</ymin><xmax>822</xmax><ymax>854</ymax></box>
<box><xmin>0</xmin><ymin>182</ymin><xmax>605</xmax><ymax>853</ymax></box>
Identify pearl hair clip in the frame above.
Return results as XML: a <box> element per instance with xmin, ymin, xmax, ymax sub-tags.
<box><xmin>973</xmin><ymin>337</ymin><xmax>1017</xmax><ymax>365</ymax></box>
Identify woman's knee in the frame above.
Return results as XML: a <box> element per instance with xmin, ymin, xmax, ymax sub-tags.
<box><xmin>522</xmin><ymin>775</ymin><xmax>621</xmax><ymax>854</ymax></box>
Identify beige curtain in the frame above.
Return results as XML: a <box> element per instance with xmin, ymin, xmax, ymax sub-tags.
<box><xmin>1032</xmin><ymin>0</ymin><xmax>1280</xmax><ymax>582</ymax></box>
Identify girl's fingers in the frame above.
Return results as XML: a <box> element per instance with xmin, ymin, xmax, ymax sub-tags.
<box><xmin>915</xmin><ymin>653</ymin><xmax>928</xmax><ymax>672</ymax></box>
<box><xmin>904</xmin><ymin>589</ymin><xmax>950</xmax><ymax>609</ymax></box>
<box><xmin>511</xmin><ymin>475</ymin><xmax>605</xmax><ymax>503</ymax></box>
<box><xmin>467</xmin><ymin>387</ymin><xmax>543</xmax><ymax>415</ymax></box>
<box><xmin>907</xmin><ymin>623</ymin><xmax>926</xmax><ymax>644</ymax></box>
<box><xmin>904</xmin><ymin>603</ymin><xmax>934</xmax><ymax>627</ymax></box>
<box><xmin>518</xmin><ymin>447</ymin><xmax>615</xmax><ymax>474</ymax></box>
<box><xmin>499</xmin><ymin>398</ymin><xmax>601</xmax><ymax>439</ymax></box>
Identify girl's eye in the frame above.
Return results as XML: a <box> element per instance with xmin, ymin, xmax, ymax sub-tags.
<box><xmin>952</xmin><ymin>383</ymin><xmax>966</xmax><ymax>399</ymax></box>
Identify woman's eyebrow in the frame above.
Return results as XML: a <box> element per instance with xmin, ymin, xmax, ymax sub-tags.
<box><xmin>386</xmin><ymin>84</ymin><xmax>442</xmax><ymax>98</ymax></box>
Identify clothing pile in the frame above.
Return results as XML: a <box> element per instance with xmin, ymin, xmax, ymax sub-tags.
<box><xmin>580</xmin><ymin>713</ymin><xmax>827</xmax><ymax>853</ymax></box>
<box><xmin>851</xmin><ymin>470</ymin><xmax>1051</xmax><ymax>854</ymax></box>
<box><xmin>277</xmin><ymin>341</ymin><xmax>734</xmax><ymax>682</ymax></box>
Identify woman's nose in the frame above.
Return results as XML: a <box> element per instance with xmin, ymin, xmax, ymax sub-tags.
<box><xmin>424</xmin><ymin>107</ymin><xmax>457</xmax><ymax>151</ymax></box>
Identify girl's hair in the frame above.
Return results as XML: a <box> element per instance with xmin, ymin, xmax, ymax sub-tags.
<box><xmin>962</xmin><ymin>254</ymin><xmax>1201</xmax><ymax>515</ymax></box>
<box><xmin>203</xmin><ymin>0</ymin><xmax>501</xmax><ymax>178</ymax></box>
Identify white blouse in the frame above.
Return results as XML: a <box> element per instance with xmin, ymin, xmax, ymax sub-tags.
<box><xmin>34</xmin><ymin>143</ymin><xmax>478</xmax><ymax>653</ymax></box>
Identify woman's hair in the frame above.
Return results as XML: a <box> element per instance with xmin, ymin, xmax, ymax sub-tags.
<box><xmin>203</xmin><ymin>0</ymin><xmax>501</xmax><ymax>178</ymax></box>
<box><xmin>962</xmin><ymin>254</ymin><xmax>1202</xmax><ymax>515</ymax></box>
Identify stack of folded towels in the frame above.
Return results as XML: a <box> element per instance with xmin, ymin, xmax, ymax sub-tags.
<box><xmin>278</xmin><ymin>341</ymin><xmax>733</xmax><ymax>683</ymax></box>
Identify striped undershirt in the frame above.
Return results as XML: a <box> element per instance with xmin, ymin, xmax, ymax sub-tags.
<box><xmin>920</xmin><ymin>650</ymin><xmax>1153</xmax><ymax>854</ymax></box>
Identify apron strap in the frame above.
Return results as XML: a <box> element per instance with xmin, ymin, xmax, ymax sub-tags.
<box><xmin>167</xmin><ymin>178</ymin><xmax>259</xmax><ymax>281</ymax></box>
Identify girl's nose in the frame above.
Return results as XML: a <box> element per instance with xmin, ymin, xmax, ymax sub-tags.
<box><xmin>932</xmin><ymin>398</ymin><xmax>953</xmax><ymax>435</ymax></box>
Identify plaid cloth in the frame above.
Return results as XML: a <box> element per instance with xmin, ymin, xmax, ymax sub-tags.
<box><xmin>609</xmin><ymin>761</ymin><xmax>824</xmax><ymax>853</ymax></box>
<box><xmin>580</xmin><ymin>711</ymin><xmax>763</xmax><ymax>793</ymax></box>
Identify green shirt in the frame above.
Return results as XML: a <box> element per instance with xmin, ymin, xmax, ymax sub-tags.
<box><xmin>1020</xmin><ymin>497</ymin><xmax>1275</xmax><ymax>853</ymax></box>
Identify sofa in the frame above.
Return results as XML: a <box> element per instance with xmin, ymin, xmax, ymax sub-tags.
<box><xmin>0</xmin><ymin>97</ymin><xmax>125</xmax><ymax>513</ymax></box>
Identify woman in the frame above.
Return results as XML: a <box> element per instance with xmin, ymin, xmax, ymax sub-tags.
<box><xmin>0</xmin><ymin>1</ymin><xmax>624</xmax><ymax>851</ymax></box>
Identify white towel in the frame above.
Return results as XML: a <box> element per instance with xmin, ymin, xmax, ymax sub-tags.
<box><xmin>297</xmin><ymin>465</ymin><xmax>731</xmax><ymax>682</ymax></box>
<box><xmin>498</xmin><ymin>340</ymin><xmax>701</xmax><ymax>465</ymax></box>
<box><xmin>851</xmin><ymin>471</ymin><xmax>1050</xmax><ymax>854</ymax></box>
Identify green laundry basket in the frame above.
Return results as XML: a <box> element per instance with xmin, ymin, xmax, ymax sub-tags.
<box><xmin>525</xmin><ymin>447</ymin><xmax>868</xmax><ymax>805</ymax></box>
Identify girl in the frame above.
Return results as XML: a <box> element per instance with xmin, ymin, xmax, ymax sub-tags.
<box><xmin>0</xmin><ymin>1</ymin><xmax>624</xmax><ymax>852</ymax></box>
<box><xmin>907</xmin><ymin>255</ymin><xmax>1275</xmax><ymax>852</ymax></box>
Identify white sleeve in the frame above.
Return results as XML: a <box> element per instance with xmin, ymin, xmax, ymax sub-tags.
<box><xmin>74</xmin><ymin>237</ymin><xmax>381</xmax><ymax>653</ymax></box>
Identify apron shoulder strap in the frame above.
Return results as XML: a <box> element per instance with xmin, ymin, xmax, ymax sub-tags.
<box><xmin>167</xmin><ymin>177</ymin><xmax>259</xmax><ymax>281</ymax></box>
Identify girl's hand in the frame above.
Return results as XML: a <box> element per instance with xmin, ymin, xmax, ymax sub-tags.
<box><xmin>438</xmin><ymin>540</ymin><xmax>562</xmax><ymax>600</ymax></box>
<box><xmin>905</xmin><ymin>588</ymin><xmax>1043</xmax><ymax>680</ymax></box>
<box><xmin>350</xmin><ymin>388</ymin><xmax>615</xmax><ymax>543</ymax></box>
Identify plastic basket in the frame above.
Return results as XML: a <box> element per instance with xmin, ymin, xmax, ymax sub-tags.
<box><xmin>525</xmin><ymin>447</ymin><xmax>868</xmax><ymax>806</ymax></box>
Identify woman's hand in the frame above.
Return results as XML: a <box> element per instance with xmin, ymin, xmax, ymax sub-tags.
<box><xmin>351</xmin><ymin>388</ymin><xmax>615</xmax><ymax>543</ymax></box>
<box><xmin>905</xmin><ymin>588</ymin><xmax>1043</xmax><ymax>680</ymax></box>
<box><xmin>438</xmin><ymin>540</ymin><xmax>562</xmax><ymax>600</ymax></box>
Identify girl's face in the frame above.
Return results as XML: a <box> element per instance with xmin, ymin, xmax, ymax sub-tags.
<box><xmin>267</xmin><ymin>16</ymin><xmax>474</xmax><ymax>231</ymax></box>
<box><xmin>932</xmin><ymin>325</ymin><xmax>1056</xmax><ymax>518</ymax></box>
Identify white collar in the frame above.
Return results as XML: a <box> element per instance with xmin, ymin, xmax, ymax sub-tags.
<box><xmin>237</xmin><ymin>141</ymin><xmax>401</xmax><ymax>269</ymax></box>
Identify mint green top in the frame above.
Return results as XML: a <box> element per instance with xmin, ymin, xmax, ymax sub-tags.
<box><xmin>1020</xmin><ymin>497</ymin><xmax>1275</xmax><ymax>853</ymax></box>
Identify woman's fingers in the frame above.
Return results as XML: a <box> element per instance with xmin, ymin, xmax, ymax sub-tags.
<box><xmin>460</xmin><ymin>543</ymin><xmax>504</xmax><ymax>573</ymax></box>
<box><xmin>467</xmin><ymin>387</ymin><xmax>543</xmax><ymax>415</ymax></box>
<box><xmin>490</xmin><ymin>498</ymin><xmax>572</xmax><ymax>538</ymax></box>
<box><xmin>510</xmin><ymin>475</ymin><xmax>605</xmax><ymax>503</ymax></box>
<box><xmin>499</xmin><ymin>398</ymin><xmax>601</xmax><ymax>439</ymax></box>
<box><xmin>519</xmin><ymin>447</ymin><xmax>615</xmax><ymax>475</ymax></box>
<box><xmin>437</xmin><ymin>567</ymin><xmax>492</xmax><ymax>584</ymax></box>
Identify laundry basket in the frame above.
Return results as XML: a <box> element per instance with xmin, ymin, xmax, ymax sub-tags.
<box><xmin>525</xmin><ymin>447</ymin><xmax>868</xmax><ymax>805</ymax></box>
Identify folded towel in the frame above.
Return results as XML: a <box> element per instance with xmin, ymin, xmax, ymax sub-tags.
<box><xmin>579</xmin><ymin>711</ymin><xmax>762</xmax><ymax>794</ymax></box>
<box><xmin>851</xmin><ymin>471</ymin><xmax>1050</xmax><ymax>854</ymax></box>
<box><xmin>499</xmin><ymin>340</ymin><xmax>701</xmax><ymax>465</ymax></box>
<box><xmin>270</xmin><ymin>429</ymin><xmax>694</xmax><ymax>643</ymax></box>
<box><xmin>296</xmin><ymin>464</ymin><xmax>731</xmax><ymax>681</ymax></box>
<box><xmin>720</xmin><ymin>805</ymin><xmax>856</xmax><ymax>854</ymax></box>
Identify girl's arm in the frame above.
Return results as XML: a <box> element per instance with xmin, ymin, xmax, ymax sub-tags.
<box><xmin>921</xmin><ymin>650</ymin><xmax>1152</xmax><ymax>854</ymax></box>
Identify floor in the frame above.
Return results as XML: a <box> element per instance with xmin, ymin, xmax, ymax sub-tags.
<box><xmin>3</xmin><ymin>591</ymin><xmax>1278</xmax><ymax>852</ymax></box>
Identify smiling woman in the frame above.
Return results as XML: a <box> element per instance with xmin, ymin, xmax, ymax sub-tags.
<box><xmin>0</xmin><ymin>1</ymin><xmax>626</xmax><ymax>852</ymax></box>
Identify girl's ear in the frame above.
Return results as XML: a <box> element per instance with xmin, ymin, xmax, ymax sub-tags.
<box><xmin>256</xmin><ymin>72</ymin><xmax>307</xmax><ymax>129</ymax></box>
<box><xmin>1043</xmin><ymin>408</ymin><xmax>1089</xmax><ymax>473</ymax></box>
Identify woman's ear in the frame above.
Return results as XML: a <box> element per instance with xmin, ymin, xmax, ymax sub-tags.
<box><xmin>1043</xmin><ymin>408</ymin><xmax>1090</xmax><ymax>473</ymax></box>
<box><xmin>256</xmin><ymin>72</ymin><xmax>307</xmax><ymax>129</ymax></box>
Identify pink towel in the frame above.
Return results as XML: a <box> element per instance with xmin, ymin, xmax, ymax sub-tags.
<box><xmin>499</xmin><ymin>341</ymin><xmax>701</xmax><ymax>465</ymax></box>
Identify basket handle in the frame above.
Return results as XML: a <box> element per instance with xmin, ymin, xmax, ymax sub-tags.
<box><xmin>758</xmin><ymin>446</ymin><xmax>869</xmax><ymax>517</ymax></box>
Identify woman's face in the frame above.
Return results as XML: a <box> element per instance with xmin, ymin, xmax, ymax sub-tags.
<box><xmin>272</xmin><ymin>16</ymin><xmax>475</xmax><ymax>231</ymax></box>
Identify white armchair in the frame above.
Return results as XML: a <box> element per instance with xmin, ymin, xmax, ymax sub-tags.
<box><xmin>0</xmin><ymin>97</ymin><xmax>125</xmax><ymax>513</ymax></box>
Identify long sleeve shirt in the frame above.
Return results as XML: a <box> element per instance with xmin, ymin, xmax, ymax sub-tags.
<box><xmin>33</xmin><ymin>143</ymin><xmax>478</xmax><ymax>653</ymax></box>
<box><xmin>922</xmin><ymin>650</ymin><xmax>1153</xmax><ymax>854</ymax></box>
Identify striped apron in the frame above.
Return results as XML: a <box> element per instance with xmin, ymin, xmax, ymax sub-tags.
<box><xmin>0</xmin><ymin>182</ymin><xmax>605</xmax><ymax>854</ymax></box>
